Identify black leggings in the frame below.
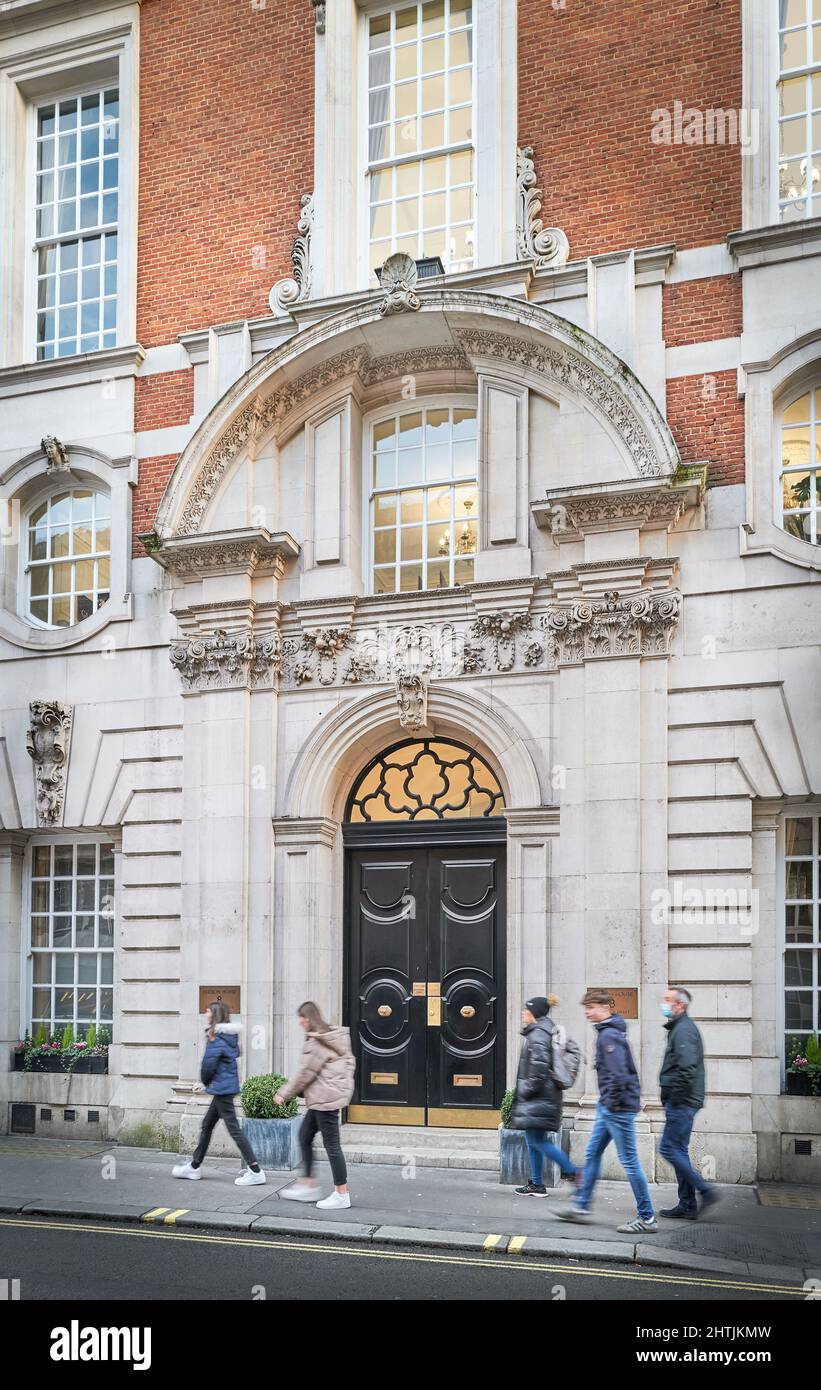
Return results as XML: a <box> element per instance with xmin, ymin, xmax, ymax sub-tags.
<box><xmin>299</xmin><ymin>1109</ymin><xmax>347</xmax><ymax>1186</ymax></box>
<box><xmin>192</xmin><ymin>1094</ymin><xmax>259</xmax><ymax>1169</ymax></box>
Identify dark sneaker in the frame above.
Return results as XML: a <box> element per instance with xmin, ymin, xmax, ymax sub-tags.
<box><xmin>659</xmin><ymin>1205</ymin><xmax>697</xmax><ymax>1220</ymax></box>
<box><xmin>556</xmin><ymin>1206</ymin><xmax>593</xmax><ymax>1224</ymax></box>
<box><xmin>514</xmin><ymin>1181</ymin><xmax>548</xmax><ymax>1197</ymax></box>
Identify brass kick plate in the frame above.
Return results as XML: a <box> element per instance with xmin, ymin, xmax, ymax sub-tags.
<box><xmin>347</xmin><ymin>1105</ymin><xmax>425</xmax><ymax>1126</ymax></box>
<box><xmin>427</xmin><ymin>1108</ymin><xmax>501</xmax><ymax>1129</ymax></box>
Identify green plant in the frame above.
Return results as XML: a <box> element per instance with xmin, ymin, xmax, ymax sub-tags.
<box><xmin>240</xmin><ymin>1073</ymin><xmax>298</xmax><ymax>1120</ymax></box>
<box><xmin>806</xmin><ymin>1035</ymin><xmax>821</xmax><ymax>1067</ymax></box>
<box><xmin>98</xmin><ymin>1027</ymin><xmax>111</xmax><ymax>1047</ymax></box>
<box><xmin>60</xmin><ymin>1024</ymin><xmax>74</xmax><ymax>1051</ymax></box>
<box><xmin>500</xmin><ymin>1087</ymin><xmax>515</xmax><ymax>1129</ymax></box>
<box><xmin>85</xmin><ymin>1024</ymin><xmax>97</xmax><ymax>1049</ymax></box>
<box><xmin>33</xmin><ymin>1023</ymin><xmax>48</xmax><ymax>1048</ymax></box>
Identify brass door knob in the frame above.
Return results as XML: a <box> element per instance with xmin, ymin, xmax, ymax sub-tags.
<box><xmin>460</xmin><ymin>1005</ymin><xmax>476</xmax><ymax>1018</ymax></box>
<box><xmin>377</xmin><ymin>1005</ymin><xmax>392</xmax><ymax>1017</ymax></box>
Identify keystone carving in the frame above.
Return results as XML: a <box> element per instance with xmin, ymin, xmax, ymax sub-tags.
<box><xmin>41</xmin><ymin>437</ymin><xmax>70</xmax><ymax>473</ymax></box>
<box><xmin>395</xmin><ymin>674</ymin><xmax>428</xmax><ymax>730</ymax></box>
<box><xmin>26</xmin><ymin>701</ymin><xmax>73</xmax><ymax>826</ymax></box>
<box><xmin>378</xmin><ymin>253</ymin><xmax>421</xmax><ymax>316</ymax></box>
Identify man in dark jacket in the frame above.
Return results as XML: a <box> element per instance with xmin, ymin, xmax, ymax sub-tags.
<box><xmin>511</xmin><ymin>996</ymin><xmax>580</xmax><ymax>1195</ymax></box>
<box><xmin>557</xmin><ymin>989</ymin><xmax>657</xmax><ymax>1233</ymax></box>
<box><xmin>658</xmin><ymin>987</ymin><xmax>718</xmax><ymax>1219</ymax></box>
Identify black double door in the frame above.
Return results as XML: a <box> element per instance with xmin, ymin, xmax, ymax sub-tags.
<box><xmin>345</xmin><ymin>834</ymin><xmax>506</xmax><ymax>1126</ymax></box>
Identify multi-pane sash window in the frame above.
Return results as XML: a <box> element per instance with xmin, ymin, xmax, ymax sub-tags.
<box><xmin>367</xmin><ymin>0</ymin><xmax>474</xmax><ymax>276</ymax></box>
<box><xmin>780</xmin><ymin>386</ymin><xmax>821</xmax><ymax>544</ymax></box>
<box><xmin>35</xmin><ymin>88</ymin><xmax>119</xmax><ymax>358</ymax></box>
<box><xmin>27</xmin><ymin>487</ymin><xmax>111</xmax><ymax>627</ymax></box>
<box><xmin>29</xmin><ymin>842</ymin><xmax>115</xmax><ymax>1037</ymax></box>
<box><xmin>784</xmin><ymin>814</ymin><xmax>821</xmax><ymax>1061</ymax></box>
<box><xmin>778</xmin><ymin>0</ymin><xmax>821</xmax><ymax>221</ymax></box>
<box><xmin>371</xmin><ymin>404</ymin><xmax>478</xmax><ymax>592</ymax></box>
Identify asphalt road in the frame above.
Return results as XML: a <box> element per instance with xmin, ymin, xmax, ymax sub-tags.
<box><xmin>0</xmin><ymin>1215</ymin><xmax>802</xmax><ymax>1302</ymax></box>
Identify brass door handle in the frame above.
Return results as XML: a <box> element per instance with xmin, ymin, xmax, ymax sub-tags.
<box><xmin>377</xmin><ymin>1005</ymin><xmax>392</xmax><ymax>1017</ymax></box>
<box><xmin>427</xmin><ymin>996</ymin><xmax>441</xmax><ymax>1027</ymax></box>
<box><xmin>460</xmin><ymin>1005</ymin><xmax>476</xmax><ymax>1018</ymax></box>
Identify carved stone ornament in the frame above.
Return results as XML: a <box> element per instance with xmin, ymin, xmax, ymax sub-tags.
<box><xmin>516</xmin><ymin>147</ymin><xmax>569</xmax><ymax>270</ymax></box>
<box><xmin>532</xmin><ymin>484</ymin><xmax>693</xmax><ymax>535</ymax></box>
<box><xmin>282</xmin><ymin>627</ymin><xmax>354</xmax><ymax>686</ymax></box>
<box><xmin>395</xmin><ymin>674</ymin><xmax>428</xmax><ymax>730</ymax></box>
<box><xmin>144</xmin><ymin>527</ymin><xmax>300</xmax><ymax>579</ymax></box>
<box><xmin>269</xmin><ymin>193</ymin><xmax>314</xmax><ymax>315</ymax></box>
<box><xmin>26</xmin><ymin>701</ymin><xmax>73</xmax><ymax>826</ymax></box>
<box><xmin>41</xmin><ymin>436</ymin><xmax>70</xmax><ymax>473</ymax></box>
<box><xmin>169</xmin><ymin>628</ymin><xmax>282</xmax><ymax>692</ymax></box>
<box><xmin>378</xmin><ymin>252</ymin><xmax>421</xmax><ymax>316</ymax></box>
<box><xmin>311</xmin><ymin>0</ymin><xmax>326</xmax><ymax>33</ymax></box>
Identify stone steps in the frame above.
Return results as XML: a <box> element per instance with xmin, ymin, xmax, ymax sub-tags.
<box><xmin>339</xmin><ymin>1124</ymin><xmax>500</xmax><ymax>1171</ymax></box>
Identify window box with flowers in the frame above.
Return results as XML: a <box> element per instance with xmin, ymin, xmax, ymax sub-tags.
<box><xmin>12</xmin><ymin>1025</ymin><xmax>110</xmax><ymax>1074</ymax></box>
<box><xmin>786</xmin><ymin>1035</ymin><xmax>821</xmax><ymax>1096</ymax></box>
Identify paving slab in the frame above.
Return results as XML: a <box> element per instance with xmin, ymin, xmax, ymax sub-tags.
<box><xmin>634</xmin><ymin>1244</ymin><xmax>752</xmax><ymax>1276</ymax></box>
<box><xmin>372</xmin><ymin>1224</ymin><xmax>507</xmax><ymax>1251</ymax></box>
<box><xmin>251</xmin><ymin>1216</ymin><xmax>376</xmax><ymax>1241</ymax></box>
<box><xmin>510</xmin><ymin>1236</ymin><xmax>636</xmax><ymax>1263</ymax></box>
<box><xmin>20</xmin><ymin>1200</ymin><xmax>153</xmax><ymax>1223</ymax></box>
<box><xmin>170</xmin><ymin>1210</ymin><xmax>257</xmax><ymax>1231</ymax></box>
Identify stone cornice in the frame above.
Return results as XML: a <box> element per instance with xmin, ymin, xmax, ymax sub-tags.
<box><xmin>141</xmin><ymin>527</ymin><xmax>300</xmax><ymax>579</ymax></box>
<box><xmin>0</xmin><ymin>344</ymin><xmax>145</xmax><ymax>399</ymax></box>
<box><xmin>727</xmin><ymin>217</ymin><xmax>821</xmax><ymax>269</ymax></box>
<box><xmin>532</xmin><ymin>476</ymin><xmax>703</xmax><ymax>538</ymax></box>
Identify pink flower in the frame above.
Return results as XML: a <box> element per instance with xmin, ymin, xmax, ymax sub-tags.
<box><xmin>793</xmin><ymin>1055</ymin><xmax>808</xmax><ymax>1070</ymax></box>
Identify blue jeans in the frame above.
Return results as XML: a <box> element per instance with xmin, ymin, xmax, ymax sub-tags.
<box><xmin>659</xmin><ymin>1103</ymin><xmax>709</xmax><ymax>1211</ymax></box>
<box><xmin>577</xmin><ymin>1104</ymin><xmax>655</xmax><ymax>1222</ymax></box>
<box><xmin>525</xmin><ymin>1128</ymin><xmax>577</xmax><ymax>1184</ymax></box>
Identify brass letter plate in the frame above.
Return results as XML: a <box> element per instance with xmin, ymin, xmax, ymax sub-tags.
<box><xmin>453</xmin><ymin>1074</ymin><xmax>483</xmax><ymax>1087</ymax></box>
<box><xmin>370</xmin><ymin>1072</ymin><xmax>399</xmax><ymax>1086</ymax></box>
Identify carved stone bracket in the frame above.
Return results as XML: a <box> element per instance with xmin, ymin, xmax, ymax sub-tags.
<box><xmin>378</xmin><ymin>252</ymin><xmax>421</xmax><ymax>316</ymax></box>
<box><xmin>169</xmin><ymin>628</ymin><xmax>282</xmax><ymax>692</ymax></box>
<box><xmin>532</xmin><ymin>479</ymin><xmax>701</xmax><ymax>537</ymax></box>
<box><xmin>311</xmin><ymin>0</ymin><xmax>325</xmax><ymax>33</ymax></box>
<box><xmin>143</xmin><ymin>527</ymin><xmax>300</xmax><ymax>579</ymax></box>
<box><xmin>269</xmin><ymin>193</ymin><xmax>314</xmax><ymax>316</ymax></box>
<box><xmin>26</xmin><ymin>701</ymin><xmax>73</xmax><ymax>826</ymax></box>
<box><xmin>395</xmin><ymin>674</ymin><xmax>428</xmax><ymax>730</ymax></box>
<box><xmin>41</xmin><ymin>436</ymin><xmax>70</xmax><ymax>473</ymax></box>
<box><xmin>516</xmin><ymin>147</ymin><xmax>569</xmax><ymax>270</ymax></box>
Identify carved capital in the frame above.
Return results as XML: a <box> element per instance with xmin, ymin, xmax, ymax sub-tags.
<box><xmin>169</xmin><ymin>628</ymin><xmax>282</xmax><ymax>692</ymax></box>
<box><xmin>26</xmin><ymin>701</ymin><xmax>73</xmax><ymax>826</ymax></box>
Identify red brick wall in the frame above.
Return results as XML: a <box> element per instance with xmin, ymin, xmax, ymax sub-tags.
<box><xmin>134</xmin><ymin>371</ymin><xmax>194</xmax><ymax>433</ymax></box>
<box><xmin>520</xmin><ymin>0</ymin><xmax>742</xmax><ymax>259</ymax></box>
<box><xmin>666</xmin><ymin>370</ymin><xmax>744</xmax><ymax>488</ymax></box>
<box><xmin>137</xmin><ymin>0</ymin><xmax>314</xmax><ymax>348</ymax></box>
<box><xmin>663</xmin><ymin>275</ymin><xmax>742</xmax><ymax>348</ymax></box>
<box><xmin>133</xmin><ymin>455</ymin><xmax>179</xmax><ymax>556</ymax></box>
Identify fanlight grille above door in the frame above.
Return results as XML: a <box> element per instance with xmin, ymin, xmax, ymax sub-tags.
<box><xmin>346</xmin><ymin>739</ymin><xmax>505</xmax><ymax>823</ymax></box>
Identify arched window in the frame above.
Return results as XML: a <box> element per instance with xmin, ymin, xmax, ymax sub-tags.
<box><xmin>780</xmin><ymin>385</ymin><xmax>821</xmax><ymax>544</ymax></box>
<box><xmin>370</xmin><ymin>402</ymin><xmax>478</xmax><ymax>593</ymax></box>
<box><xmin>346</xmin><ymin>738</ymin><xmax>504</xmax><ymax>821</ymax></box>
<box><xmin>27</xmin><ymin>486</ymin><xmax>111</xmax><ymax>627</ymax></box>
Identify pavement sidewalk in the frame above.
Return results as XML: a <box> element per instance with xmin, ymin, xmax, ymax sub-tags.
<box><xmin>0</xmin><ymin>1135</ymin><xmax>819</xmax><ymax>1287</ymax></box>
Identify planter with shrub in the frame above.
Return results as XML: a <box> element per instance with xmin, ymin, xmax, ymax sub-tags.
<box><xmin>240</xmin><ymin>1074</ymin><xmax>301</xmax><ymax>1169</ymax></box>
<box><xmin>786</xmin><ymin>1034</ymin><xmax>821</xmax><ymax>1097</ymax></box>
<box><xmin>498</xmin><ymin>1087</ymin><xmax>563</xmax><ymax>1188</ymax></box>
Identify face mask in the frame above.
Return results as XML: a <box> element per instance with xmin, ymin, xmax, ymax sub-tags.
<box><xmin>660</xmin><ymin>1003</ymin><xmax>674</xmax><ymax>1018</ymax></box>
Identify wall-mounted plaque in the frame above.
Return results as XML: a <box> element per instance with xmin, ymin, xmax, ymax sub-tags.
<box><xmin>199</xmin><ymin>986</ymin><xmax>241</xmax><ymax>1015</ymax></box>
<box><xmin>588</xmin><ymin>987</ymin><xmax>638</xmax><ymax>1020</ymax></box>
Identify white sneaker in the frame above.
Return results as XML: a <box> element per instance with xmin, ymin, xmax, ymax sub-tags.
<box><xmin>172</xmin><ymin>1161</ymin><xmax>201</xmax><ymax>1180</ymax></box>
<box><xmin>235</xmin><ymin>1168</ymin><xmax>266</xmax><ymax>1186</ymax></box>
<box><xmin>280</xmin><ymin>1182</ymin><xmax>321</xmax><ymax>1202</ymax></box>
<box><xmin>316</xmin><ymin>1191</ymin><xmax>351</xmax><ymax>1210</ymax></box>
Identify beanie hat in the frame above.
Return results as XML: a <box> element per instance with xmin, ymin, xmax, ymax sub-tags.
<box><xmin>525</xmin><ymin>996</ymin><xmax>550</xmax><ymax>1018</ymax></box>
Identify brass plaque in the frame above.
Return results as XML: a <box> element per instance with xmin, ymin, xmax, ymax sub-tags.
<box><xmin>412</xmin><ymin>982</ymin><xmax>426</xmax><ymax>997</ymax></box>
<box><xmin>370</xmin><ymin>1072</ymin><xmax>398</xmax><ymax>1086</ymax></box>
<box><xmin>453</xmin><ymin>1074</ymin><xmax>483</xmax><ymax>1087</ymax></box>
<box><xmin>427</xmin><ymin>981</ymin><xmax>440</xmax><ymax>996</ymax></box>
<box><xmin>588</xmin><ymin>986</ymin><xmax>638</xmax><ymax>1020</ymax></box>
<box><xmin>427</xmin><ymin>995</ymin><xmax>442</xmax><ymax>1026</ymax></box>
<box><xmin>199</xmin><ymin>986</ymin><xmax>241</xmax><ymax>1015</ymax></box>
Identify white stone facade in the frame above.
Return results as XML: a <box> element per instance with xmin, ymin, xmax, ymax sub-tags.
<box><xmin>1</xmin><ymin>0</ymin><xmax>820</xmax><ymax>1181</ymax></box>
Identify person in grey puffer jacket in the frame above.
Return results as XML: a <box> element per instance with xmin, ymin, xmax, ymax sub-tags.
<box><xmin>658</xmin><ymin>986</ymin><xmax>719</xmax><ymax>1221</ymax></box>
<box><xmin>275</xmin><ymin>1001</ymin><xmax>356</xmax><ymax>1211</ymax></box>
<box><xmin>510</xmin><ymin>995</ymin><xmax>581</xmax><ymax>1196</ymax></box>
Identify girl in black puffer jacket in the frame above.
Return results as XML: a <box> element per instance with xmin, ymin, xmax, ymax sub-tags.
<box><xmin>510</xmin><ymin>996</ymin><xmax>582</xmax><ymax>1196</ymax></box>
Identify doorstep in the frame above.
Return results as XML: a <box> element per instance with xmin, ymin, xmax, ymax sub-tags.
<box><xmin>339</xmin><ymin>1122</ymin><xmax>500</xmax><ymax>1171</ymax></box>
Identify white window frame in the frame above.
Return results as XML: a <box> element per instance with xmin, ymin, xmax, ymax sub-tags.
<box><xmin>22</xmin><ymin>480</ymin><xmax>113</xmax><ymax>630</ymax></box>
<box><xmin>780</xmin><ymin>807</ymin><xmax>821</xmax><ymax>1085</ymax></box>
<box><xmin>778</xmin><ymin>381</ymin><xmax>821</xmax><ymax>546</ymax></box>
<box><xmin>21</xmin><ymin>832</ymin><xmax>118</xmax><ymax>1041</ymax></box>
<box><xmin>359</xmin><ymin>0</ymin><xmax>477</xmax><ymax>284</ymax></box>
<box><xmin>311</xmin><ymin>0</ymin><xmax>517</xmax><ymax>300</ymax></box>
<box><xmin>363</xmin><ymin>392</ymin><xmax>479</xmax><ymax>595</ymax></box>
<box><xmin>775</xmin><ymin>0</ymin><xmax>821</xmax><ymax>223</ymax></box>
<box><xmin>0</xmin><ymin>10</ymin><xmax>138</xmax><ymax>369</ymax></box>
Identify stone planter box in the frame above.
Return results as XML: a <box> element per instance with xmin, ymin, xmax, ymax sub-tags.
<box><xmin>12</xmin><ymin>1052</ymin><xmax>108</xmax><ymax>1074</ymax></box>
<box><xmin>241</xmin><ymin>1114</ymin><xmax>302</xmax><ymax>1169</ymax></box>
<box><xmin>786</xmin><ymin>1072</ymin><xmax>811</xmax><ymax>1096</ymax></box>
<box><xmin>499</xmin><ymin>1125</ymin><xmax>562</xmax><ymax>1188</ymax></box>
